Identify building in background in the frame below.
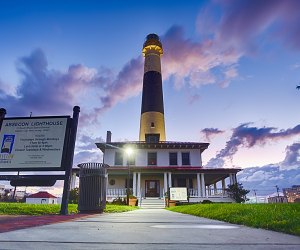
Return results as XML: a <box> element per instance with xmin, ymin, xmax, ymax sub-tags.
<box><xmin>267</xmin><ymin>193</ymin><xmax>288</xmax><ymax>204</ymax></box>
<box><xmin>96</xmin><ymin>34</ymin><xmax>241</xmax><ymax>207</ymax></box>
<box><xmin>283</xmin><ymin>185</ymin><xmax>300</xmax><ymax>203</ymax></box>
<box><xmin>26</xmin><ymin>191</ymin><xmax>58</xmax><ymax>204</ymax></box>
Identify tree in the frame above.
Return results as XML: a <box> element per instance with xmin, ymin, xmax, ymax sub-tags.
<box><xmin>226</xmin><ymin>183</ymin><xmax>250</xmax><ymax>203</ymax></box>
<box><xmin>69</xmin><ymin>187</ymin><xmax>79</xmax><ymax>204</ymax></box>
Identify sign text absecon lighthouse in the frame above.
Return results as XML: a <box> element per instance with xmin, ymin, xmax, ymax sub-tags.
<box><xmin>139</xmin><ymin>34</ymin><xmax>166</xmax><ymax>142</ymax></box>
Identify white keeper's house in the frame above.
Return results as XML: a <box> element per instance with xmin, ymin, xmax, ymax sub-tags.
<box><xmin>96</xmin><ymin>34</ymin><xmax>240</xmax><ymax>205</ymax></box>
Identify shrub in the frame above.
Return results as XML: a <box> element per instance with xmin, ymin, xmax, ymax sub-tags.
<box><xmin>111</xmin><ymin>197</ymin><xmax>126</xmax><ymax>205</ymax></box>
<box><xmin>202</xmin><ymin>200</ymin><xmax>213</xmax><ymax>204</ymax></box>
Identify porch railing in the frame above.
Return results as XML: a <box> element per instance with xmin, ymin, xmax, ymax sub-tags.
<box><xmin>188</xmin><ymin>188</ymin><xmax>228</xmax><ymax>197</ymax></box>
<box><xmin>107</xmin><ymin>188</ymin><xmax>228</xmax><ymax>198</ymax></box>
<box><xmin>107</xmin><ymin>188</ymin><xmax>132</xmax><ymax>197</ymax></box>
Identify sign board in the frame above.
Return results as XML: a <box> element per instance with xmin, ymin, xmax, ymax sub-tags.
<box><xmin>0</xmin><ymin>116</ymin><xmax>70</xmax><ymax>171</ymax></box>
<box><xmin>169</xmin><ymin>187</ymin><xmax>188</xmax><ymax>201</ymax></box>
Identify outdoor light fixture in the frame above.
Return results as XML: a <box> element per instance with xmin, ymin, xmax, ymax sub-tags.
<box><xmin>125</xmin><ymin>146</ymin><xmax>134</xmax><ymax>205</ymax></box>
<box><xmin>125</xmin><ymin>147</ymin><xmax>133</xmax><ymax>156</ymax></box>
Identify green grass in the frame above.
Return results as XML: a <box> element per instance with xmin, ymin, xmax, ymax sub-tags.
<box><xmin>0</xmin><ymin>202</ymin><xmax>137</xmax><ymax>215</ymax></box>
<box><xmin>167</xmin><ymin>203</ymin><xmax>300</xmax><ymax>236</ymax></box>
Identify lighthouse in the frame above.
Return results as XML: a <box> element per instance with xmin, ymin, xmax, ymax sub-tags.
<box><xmin>139</xmin><ymin>34</ymin><xmax>166</xmax><ymax>142</ymax></box>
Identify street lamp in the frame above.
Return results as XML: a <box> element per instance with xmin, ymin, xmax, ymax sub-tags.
<box><xmin>125</xmin><ymin>147</ymin><xmax>133</xmax><ymax>205</ymax></box>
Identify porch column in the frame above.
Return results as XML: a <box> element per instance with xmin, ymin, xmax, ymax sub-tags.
<box><xmin>200</xmin><ymin>173</ymin><xmax>206</xmax><ymax>197</ymax></box>
<box><xmin>137</xmin><ymin>172</ymin><xmax>141</xmax><ymax>197</ymax></box>
<box><xmin>230</xmin><ymin>173</ymin><xmax>237</xmax><ymax>185</ymax></box>
<box><xmin>133</xmin><ymin>172</ymin><xmax>137</xmax><ymax>196</ymax></box>
<box><xmin>164</xmin><ymin>172</ymin><xmax>168</xmax><ymax>194</ymax></box>
<box><xmin>208</xmin><ymin>185</ymin><xmax>211</xmax><ymax>196</ymax></box>
<box><xmin>168</xmin><ymin>172</ymin><xmax>172</xmax><ymax>188</ymax></box>
<box><xmin>222</xmin><ymin>179</ymin><xmax>226</xmax><ymax>195</ymax></box>
<box><xmin>197</xmin><ymin>173</ymin><xmax>201</xmax><ymax>197</ymax></box>
<box><xmin>70</xmin><ymin>172</ymin><xmax>77</xmax><ymax>190</ymax></box>
<box><xmin>213</xmin><ymin>183</ymin><xmax>217</xmax><ymax>195</ymax></box>
<box><xmin>233</xmin><ymin>173</ymin><xmax>237</xmax><ymax>184</ymax></box>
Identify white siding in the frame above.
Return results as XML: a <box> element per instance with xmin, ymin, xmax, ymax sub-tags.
<box><xmin>26</xmin><ymin>198</ymin><xmax>57</xmax><ymax>204</ymax></box>
<box><xmin>104</xmin><ymin>148</ymin><xmax>203</xmax><ymax>167</ymax></box>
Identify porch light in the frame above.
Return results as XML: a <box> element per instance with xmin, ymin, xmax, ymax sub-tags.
<box><xmin>125</xmin><ymin>146</ymin><xmax>134</xmax><ymax>206</ymax></box>
<box><xmin>125</xmin><ymin>147</ymin><xmax>133</xmax><ymax>156</ymax></box>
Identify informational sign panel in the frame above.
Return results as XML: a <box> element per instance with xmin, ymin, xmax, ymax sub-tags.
<box><xmin>170</xmin><ymin>187</ymin><xmax>188</xmax><ymax>201</ymax></box>
<box><xmin>0</xmin><ymin>116</ymin><xmax>70</xmax><ymax>171</ymax></box>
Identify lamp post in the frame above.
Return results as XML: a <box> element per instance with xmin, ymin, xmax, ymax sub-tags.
<box><xmin>126</xmin><ymin>147</ymin><xmax>133</xmax><ymax>205</ymax></box>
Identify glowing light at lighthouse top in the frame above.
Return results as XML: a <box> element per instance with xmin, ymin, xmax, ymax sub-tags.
<box><xmin>142</xmin><ymin>34</ymin><xmax>163</xmax><ymax>57</ymax></box>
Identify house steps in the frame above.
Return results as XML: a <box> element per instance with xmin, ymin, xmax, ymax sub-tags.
<box><xmin>140</xmin><ymin>197</ymin><xmax>165</xmax><ymax>209</ymax></box>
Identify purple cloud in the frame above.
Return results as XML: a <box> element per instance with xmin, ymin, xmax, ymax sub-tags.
<box><xmin>1</xmin><ymin>49</ymin><xmax>101</xmax><ymax>117</ymax></box>
<box><xmin>218</xmin><ymin>0</ymin><xmax>300</xmax><ymax>51</ymax></box>
<box><xmin>206</xmin><ymin>123</ymin><xmax>300</xmax><ymax>168</ymax></box>
<box><xmin>161</xmin><ymin>26</ymin><xmax>241</xmax><ymax>89</ymax></box>
<box><xmin>201</xmin><ymin>128</ymin><xmax>225</xmax><ymax>141</ymax></box>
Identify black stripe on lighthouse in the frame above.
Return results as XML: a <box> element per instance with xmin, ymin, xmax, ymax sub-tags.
<box><xmin>141</xmin><ymin>71</ymin><xmax>164</xmax><ymax>114</ymax></box>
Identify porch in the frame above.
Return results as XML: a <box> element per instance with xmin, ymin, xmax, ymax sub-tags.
<box><xmin>106</xmin><ymin>168</ymin><xmax>240</xmax><ymax>203</ymax></box>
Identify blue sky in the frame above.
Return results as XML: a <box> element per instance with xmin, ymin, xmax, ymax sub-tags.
<box><xmin>1</xmin><ymin>0</ymin><xmax>300</xmax><ymax>195</ymax></box>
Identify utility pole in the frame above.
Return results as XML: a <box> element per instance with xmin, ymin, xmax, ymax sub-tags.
<box><xmin>275</xmin><ymin>185</ymin><xmax>280</xmax><ymax>197</ymax></box>
<box><xmin>253</xmin><ymin>189</ymin><xmax>257</xmax><ymax>203</ymax></box>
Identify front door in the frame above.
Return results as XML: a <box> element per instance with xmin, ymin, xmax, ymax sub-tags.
<box><xmin>145</xmin><ymin>180</ymin><xmax>160</xmax><ymax>197</ymax></box>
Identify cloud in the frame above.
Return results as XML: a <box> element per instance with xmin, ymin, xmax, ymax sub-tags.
<box><xmin>161</xmin><ymin>26</ymin><xmax>241</xmax><ymax>89</ymax></box>
<box><xmin>238</xmin><ymin>164</ymin><xmax>300</xmax><ymax>196</ymax></box>
<box><xmin>1</xmin><ymin>49</ymin><xmax>102</xmax><ymax>117</ymax></box>
<box><xmin>88</xmin><ymin>56</ymin><xmax>143</xmax><ymax>121</ymax></box>
<box><xmin>217</xmin><ymin>0</ymin><xmax>300</xmax><ymax>51</ymax></box>
<box><xmin>206</xmin><ymin>123</ymin><xmax>300</xmax><ymax>168</ymax></box>
<box><xmin>280</xmin><ymin>143</ymin><xmax>300</xmax><ymax>170</ymax></box>
<box><xmin>201</xmin><ymin>128</ymin><xmax>225</xmax><ymax>141</ymax></box>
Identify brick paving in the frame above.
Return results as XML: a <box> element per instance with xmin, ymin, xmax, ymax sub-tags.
<box><xmin>0</xmin><ymin>214</ymin><xmax>90</xmax><ymax>233</ymax></box>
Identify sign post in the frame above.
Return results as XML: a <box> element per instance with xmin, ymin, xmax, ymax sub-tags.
<box><xmin>60</xmin><ymin>106</ymin><xmax>80</xmax><ymax>215</ymax></box>
<box><xmin>0</xmin><ymin>108</ymin><xmax>6</xmax><ymax>129</ymax></box>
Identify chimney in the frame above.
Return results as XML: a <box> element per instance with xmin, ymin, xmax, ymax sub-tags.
<box><xmin>106</xmin><ymin>131</ymin><xmax>112</xmax><ymax>143</ymax></box>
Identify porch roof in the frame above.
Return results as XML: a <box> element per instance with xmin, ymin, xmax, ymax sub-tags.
<box><xmin>96</xmin><ymin>141</ymin><xmax>209</xmax><ymax>153</ymax></box>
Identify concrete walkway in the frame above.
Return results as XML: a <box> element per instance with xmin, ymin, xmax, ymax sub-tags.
<box><xmin>0</xmin><ymin>209</ymin><xmax>299</xmax><ymax>249</ymax></box>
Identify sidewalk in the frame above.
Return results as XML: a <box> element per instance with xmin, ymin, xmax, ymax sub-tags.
<box><xmin>0</xmin><ymin>209</ymin><xmax>299</xmax><ymax>249</ymax></box>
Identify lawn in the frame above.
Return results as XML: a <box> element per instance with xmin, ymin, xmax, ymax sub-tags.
<box><xmin>0</xmin><ymin>202</ymin><xmax>138</xmax><ymax>215</ymax></box>
<box><xmin>167</xmin><ymin>203</ymin><xmax>300</xmax><ymax>236</ymax></box>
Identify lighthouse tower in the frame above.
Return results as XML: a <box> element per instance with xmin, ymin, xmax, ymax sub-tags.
<box><xmin>139</xmin><ymin>34</ymin><xmax>166</xmax><ymax>142</ymax></box>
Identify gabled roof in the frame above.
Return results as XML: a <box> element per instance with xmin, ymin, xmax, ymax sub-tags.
<box><xmin>28</xmin><ymin>191</ymin><xmax>57</xmax><ymax>198</ymax></box>
<box><xmin>96</xmin><ymin>141</ymin><xmax>209</xmax><ymax>153</ymax></box>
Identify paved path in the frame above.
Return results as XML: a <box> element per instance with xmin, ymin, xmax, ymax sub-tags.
<box><xmin>0</xmin><ymin>209</ymin><xmax>299</xmax><ymax>249</ymax></box>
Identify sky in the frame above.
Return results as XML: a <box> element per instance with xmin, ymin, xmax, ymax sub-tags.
<box><xmin>0</xmin><ymin>0</ymin><xmax>300</xmax><ymax>196</ymax></box>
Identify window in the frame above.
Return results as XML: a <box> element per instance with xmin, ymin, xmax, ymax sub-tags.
<box><xmin>182</xmin><ymin>152</ymin><xmax>190</xmax><ymax>165</ymax></box>
<box><xmin>109</xmin><ymin>179</ymin><xmax>116</xmax><ymax>186</ymax></box>
<box><xmin>150</xmin><ymin>122</ymin><xmax>155</xmax><ymax>128</ymax></box>
<box><xmin>114</xmin><ymin>151</ymin><xmax>123</xmax><ymax>165</ymax></box>
<box><xmin>148</xmin><ymin>152</ymin><xmax>157</xmax><ymax>165</ymax></box>
<box><xmin>169</xmin><ymin>152</ymin><xmax>178</xmax><ymax>165</ymax></box>
<box><xmin>145</xmin><ymin>134</ymin><xmax>160</xmax><ymax>143</ymax></box>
